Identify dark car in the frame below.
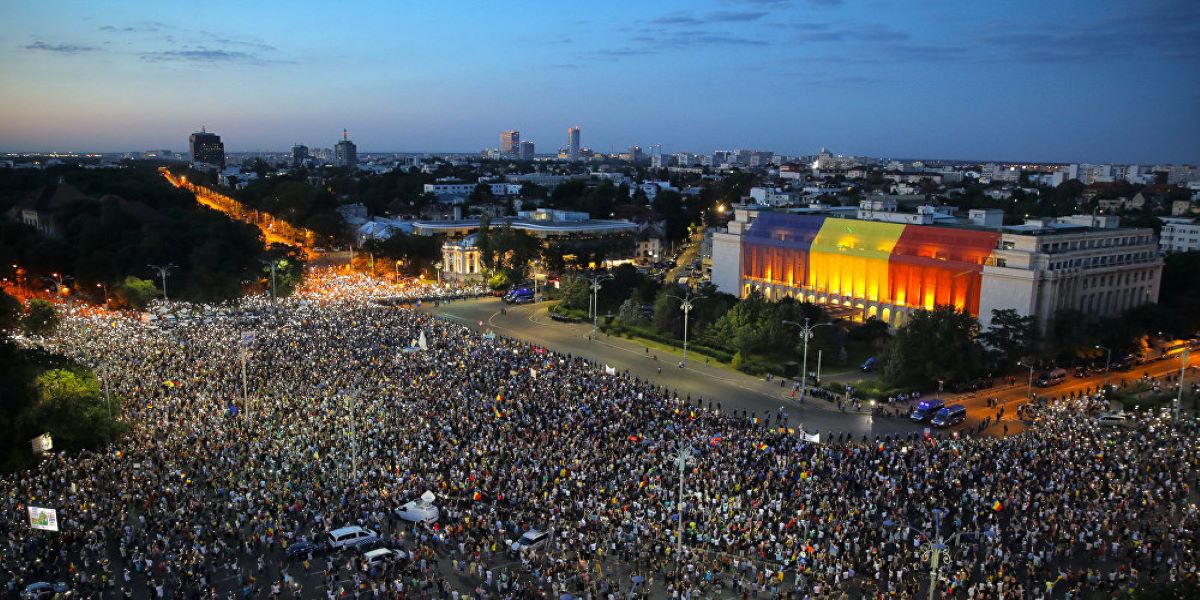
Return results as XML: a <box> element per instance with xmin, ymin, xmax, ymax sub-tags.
<box><xmin>285</xmin><ymin>539</ymin><xmax>326</xmax><ymax>561</ymax></box>
<box><xmin>21</xmin><ymin>582</ymin><xmax>70</xmax><ymax>600</ymax></box>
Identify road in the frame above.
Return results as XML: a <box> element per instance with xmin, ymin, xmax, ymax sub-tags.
<box><xmin>425</xmin><ymin>297</ymin><xmax>926</xmax><ymax>440</ymax></box>
<box><xmin>422</xmin><ymin>297</ymin><xmax>1199</xmax><ymax>440</ymax></box>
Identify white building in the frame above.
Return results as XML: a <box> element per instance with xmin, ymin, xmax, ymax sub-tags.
<box><xmin>1159</xmin><ymin>218</ymin><xmax>1200</xmax><ymax>253</ymax></box>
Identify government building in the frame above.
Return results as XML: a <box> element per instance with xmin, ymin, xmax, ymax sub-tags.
<box><xmin>711</xmin><ymin>203</ymin><xmax>1163</xmax><ymax>331</ymax></box>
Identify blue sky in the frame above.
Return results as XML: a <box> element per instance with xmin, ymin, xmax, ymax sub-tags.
<box><xmin>1</xmin><ymin>0</ymin><xmax>1197</xmax><ymax>163</ymax></box>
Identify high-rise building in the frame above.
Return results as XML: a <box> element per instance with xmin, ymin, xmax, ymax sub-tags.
<box><xmin>567</xmin><ymin>126</ymin><xmax>581</xmax><ymax>160</ymax></box>
<box><xmin>500</xmin><ymin>130</ymin><xmax>520</xmax><ymax>156</ymax></box>
<box><xmin>334</xmin><ymin>130</ymin><xmax>357</xmax><ymax>169</ymax></box>
<box><xmin>188</xmin><ymin>127</ymin><xmax>225</xmax><ymax>169</ymax></box>
<box><xmin>291</xmin><ymin>144</ymin><xmax>309</xmax><ymax>168</ymax></box>
<box><xmin>629</xmin><ymin>146</ymin><xmax>643</xmax><ymax>163</ymax></box>
<box><xmin>518</xmin><ymin>141</ymin><xmax>536</xmax><ymax>161</ymax></box>
<box><xmin>650</xmin><ymin>144</ymin><xmax>663</xmax><ymax>168</ymax></box>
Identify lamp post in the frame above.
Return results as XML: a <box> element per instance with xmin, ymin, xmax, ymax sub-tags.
<box><xmin>341</xmin><ymin>389</ymin><xmax>360</xmax><ymax>486</ymax></box>
<box><xmin>434</xmin><ymin>261</ymin><xmax>443</xmax><ymax>286</ymax></box>
<box><xmin>1096</xmin><ymin>345</ymin><xmax>1112</xmax><ymax>388</ymax></box>
<box><xmin>783</xmin><ymin>318</ymin><xmax>832</xmax><ymax>401</ymax></box>
<box><xmin>1176</xmin><ymin>349</ymin><xmax>1190</xmax><ymax>420</ymax></box>
<box><xmin>95</xmin><ymin>283</ymin><xmax>109</xmax><ymax>306</ymax></box>
<box><xmin>668</xmin><ymin>446</ymin><xmax>694</xmax><ymax>575</ymax></box>
<box><xmin>586</xmin><ymin>274</ymin><xmax>614</xmax><ymax>339</ymax></box>
<box><xmin>884</xmin><ymin>510</ymin><xmax>991</xmax><ymax>600</ymax></box>
<box><xmin>666</xmin><ymin>292</ymin><xmax>707</xmax><ymax>368</ymax></box>
<box><xmin>261</xmin><ymin>259</ymin><xmax>279</xmax><ymax>301</ymax></box>
<box><xmin>1017</xmin><ymin>361</ymin><xmax>1035</xmax><ymax>400</ymax></box>
<box><xmin>43</xmin><ymin>272</ymin><xmax>74</xmax><ymax>298</ymax></box>
<box><xmin>148</xmin><ymin>263</ymin><xmax>177</xmax><ymax>301</ymax></box>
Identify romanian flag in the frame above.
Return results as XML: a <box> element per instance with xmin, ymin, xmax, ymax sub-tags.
<box><xmin>993</xmin><ymin>500</ymin><xmax>1003</xmax><ymax>512</ymax></box>
<box><xmin>752</xmin><ymin>417</ymin><xmax>760</xmax><ymax>424</ymax></box>
<box><xmin>759</xmin><ymin>443</ymin><xmax>770</xmax><ymax>451</ymax></box>
<box><xmin>494</xmin><ymin>408</ymin><xmax>504</xmax><ymax>419</ymax></box>
<box><xmin>472</xmin><ymin>491</ymin><xmax>482</xmax><ymax>501</ymax></box>
<box><xmin>710</xmin><ymin>436</ymin><xmax>723</xmax><ymax>446</ymax></box>
<box><xmin>629</xmin><ymin>435</ymin><xmax>641</xmax><ymax>443</ymax></box>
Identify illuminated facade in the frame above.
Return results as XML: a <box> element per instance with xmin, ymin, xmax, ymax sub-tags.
<box><xmin>713</xmin><ymin>208</ymin><xmax>1162</xmax><ymax>330</ymax></box>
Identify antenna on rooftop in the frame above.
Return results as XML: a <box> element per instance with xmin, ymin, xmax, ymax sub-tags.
<box><xmin>201</xmin><ymin>125</ymin><xmax>206</xmax><ymax>133</ymax></box>
<box><xmin>343</xmin><ymin>129</ymin><xmax>348</xmax><ymax>141</ymax></box>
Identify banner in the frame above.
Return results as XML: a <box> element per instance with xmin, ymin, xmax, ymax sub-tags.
<box><xmin>802</xmin><ymin>431</ymin><xmax>821</xmax><ymax>444</ymax></box>
<box><xmin>30</xmin><ymin>433</ymin><xmax>53</xmax><ymax>456</ymax></box>
<box><xmin>418</xmin><ymin>331</ymin><xmax>428</xmax><ymax>350</ymax></box>
<box><xmin>28</xmin><ymin>506</ymin><xmax>59</xmax><ymax>532</ymax></box>
<box><xmin>604</xmin><ymin>365</ymin><xmax>617</xmax><ymax>376</ymax></box>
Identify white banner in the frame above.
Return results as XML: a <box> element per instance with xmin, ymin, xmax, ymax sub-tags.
<box><xmin>31</xmin><ymin>433</ymin><xmax>53</xmax><ymax>455</ymax></box>
<box><xmin>802</xmin><ymin>432</ymin><xmax>821</xmax><ymax>444</ymax></box>
<box><xmin>604</xmin><ymin>365</ymin><xmax>617</xmax><ymax>375</ymax></box>
<box><xmin>28</xmin><ymin>506</ymin><xmax>59</xmax><ymax>532</ymax></box>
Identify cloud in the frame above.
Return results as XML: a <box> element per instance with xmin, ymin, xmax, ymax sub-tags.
<box><xmin>804</xmin><ymin>0</ymin><xmax>843</xmax><ymax>6</ymax></box>
<box><xmin>976</xmin><ymin>2</ymin><xmax>1200</xmax><ymax>63</ymax></box>
<box><xmin>99</xmin><ymin>22</ymin><xmax>165</xmax><ymax>34</ymax></box>
<box><xmin>650</xmin><ymin>10</ymin><xmax>767</xmax><ymax>26</ymax></box>
<box><xmin>24</xmin><ymin>41</ymin><xmax>97</xmax><ymax>54</ymax></box>
<box><xmin>139</xmin><ymin>47</ymin><xmax>285</xmax><ymax>65</ymax></box>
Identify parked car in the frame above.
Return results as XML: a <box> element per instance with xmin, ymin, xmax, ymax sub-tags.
<box><xmin>510</xmin><ymin>528</ymin><xmax>550</xmax><ymax>554</ymax></box>
<box><xmin>285</xmin><ymin>539</ymin><xmax>326</xmax><ymax>560</ymax></box>
<box><xmin>21</xmin><ymin>582</ymin><xmax>70</xmax><ymax>600</ymax></box>
<box><xmin>362</xmin><ymin>547</ymin><xmax>406</xmax><ymax>569</ymax></box>
<box><xmin>910</xmin><ymin>399</ymin><xmax>945</xmax><ymax>423</ymax></box>
<box><xmin>931</xmin><ymin>404</ymin><xmax>967</xmax><ymax>428</ymax></box>
<box><xmin>326</xmin><ymin>526</ymin><xmax>379</xmax><ymax>551</ymax></box>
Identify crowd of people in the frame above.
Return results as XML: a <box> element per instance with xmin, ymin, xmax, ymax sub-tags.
<box><xmin>1</xmin><ymin>277</ymin><xmax>1198</xmax><ymax>600</ymax></box>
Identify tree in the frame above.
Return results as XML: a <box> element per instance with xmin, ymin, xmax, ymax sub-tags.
<box><xmin>617</xmin><ymin>298</ymin><xmax>647</xmax><ymax>326</ymax></box>
<box><xmin>119</xmin><ymin>276</ymin><xmax>159</xmax><ymax>309</ymax></box>
<box><xmin>883</xmin><ymin>306</ymin><xmax>987</xmax><ymax>388</ymax></box>
<box><xmin>979</xmin><ymin>309</ymin><xmax>1038</xmax><ymax>369</ymax></box>
<box><xmin>0</xmin><ymin>290</ymin><xmax>19</xmax><ymax>332</ymax></box>
<box><xmin>21</xmin><ymin>299</ymin><xmax>59</xmax><ymax>335</ymax></box>
<box><xmin>559</xmin><ymin>275</ymin><xmax>591</xmax><ymax>311</ymax></box>
<box><xmin>31</xmin><ymin>368</ymin><xmax>125</xmax><ymax>451</ymax></box>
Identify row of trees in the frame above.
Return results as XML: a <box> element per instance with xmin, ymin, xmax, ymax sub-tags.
<box><xmin>1</xmin><ymin>165</ymin><xmax>295</xmax><ymax>304</ymax></box>
<box><xmin>0</xmin><ymin>292</ymin><xmax>126</xmax><ymax>472</ymax></box>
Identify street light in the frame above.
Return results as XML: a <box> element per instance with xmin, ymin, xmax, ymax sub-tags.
<box><xmin>585</xmin><ymin>274</ymin><xmax>614</xmax><ymax>339</ymax></box>
<box><xmin>95</xmin><ymin>283</ymin><xmax>109</xmax><ymax>306</ymax></box>
<box><xmin>43</xmin><ymin>273</ymin><xmax>73</xmax><ymax>297</ymax></box>
<box><xmin>1017</xmin><ymin>361</ymin><xmax>1035</xmax><ymax>400</ymax></box>
<box><xmin>884</xmin><ymin>510</ymin><xmax>992</xmax><ymax>600</ymax></box>
<box><xmin>341</xmin><ymin>389</ymin><xmax>361</xmax><ymax>486</ymax></box>
<box><xmin>434</xmin><ymin>261</ymin><xmax>443</xmax><ymax>286</ymax></box>
<box><xmin>260</xmin><ymin>259</ymin><xmax>279</xmax><ymax>301</ymax></box>
<box><xmin>148</xmin><ymin>263</ymin><xmax>178</xmax><ymax>301</ymax></box>
<box><xmin>667</xmin><ymin>446</ymin><xmax>694</xmax><ymax>575</ymax></box>
<box><xmin>1176</xmin><ymin>349</ymin><xmax>1190</xmax><ymax>420</ymax></box>
<box><xmin>667</xmin><ymin>292</ymin><xmax>707</xmax><ymax>368</ymax></box>
<box><xmin>1095</xmin><ymin>345</ymin><xmax>1112</xmax><ymax>388</ymax></box>
<box><xmin>783</xmin><ymin>318</ymin><xmax>833</xmax><ymax>402</ymax></box>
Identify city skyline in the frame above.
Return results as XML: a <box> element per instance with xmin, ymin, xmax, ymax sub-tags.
<box><xmin>1</xmin><ymin>0</ymin><xmax>1197</xmax><ymax>164</ymax></box>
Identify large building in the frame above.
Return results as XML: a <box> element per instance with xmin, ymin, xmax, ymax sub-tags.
<box><xmin>712</xmin><ymin>207</ymin><xmax>1162</xmax><ymax>331</ymax></box>
<box><xmin>567</xmin><ymin>126</ymin><xmax>581</xmax><ymax>160</ymax></box>
<box><xmin>500</xmin><ymin>130</ymin><xmax>520</xmax><ymax>156</ymax></box>
<box><xmin>1160</xmin><ymin>218</ymin><xmax>1200</xmax><ymax>253</ymax></box>
<box><xmin>334</xmin><ymin>130</ymin><xmax>357</xmax><ymax>169</ymax></box>
<box><xmin>291</xmin><ymin>144</ymin><xmax>309</xmax><ymax>168</ymax></box>
<box><xmin>518</xmin><ymin>140</ymin><xmax>535</xmax><ymax>161</ymax></box>
<box><xmin>188</xmin><ymin>128</ymin><xmax>225</xmax><ymax>169</ymax></box>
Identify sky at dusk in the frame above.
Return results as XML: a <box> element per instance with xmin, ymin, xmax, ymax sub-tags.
<box><xmin>1</xmin><ymin>0</ymin><xmax>1197</xmax><ymax>164</ymax></box>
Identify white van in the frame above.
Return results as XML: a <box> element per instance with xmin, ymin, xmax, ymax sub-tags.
<box><xmin>326</xmin><ymin>526</ymin><xmax>378</xmax><ymax>550</ymax></box>
<box><xmin>395</xmin><ymin>490</ymin><xmax>440</xmax><ymax>523</ymax></box>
